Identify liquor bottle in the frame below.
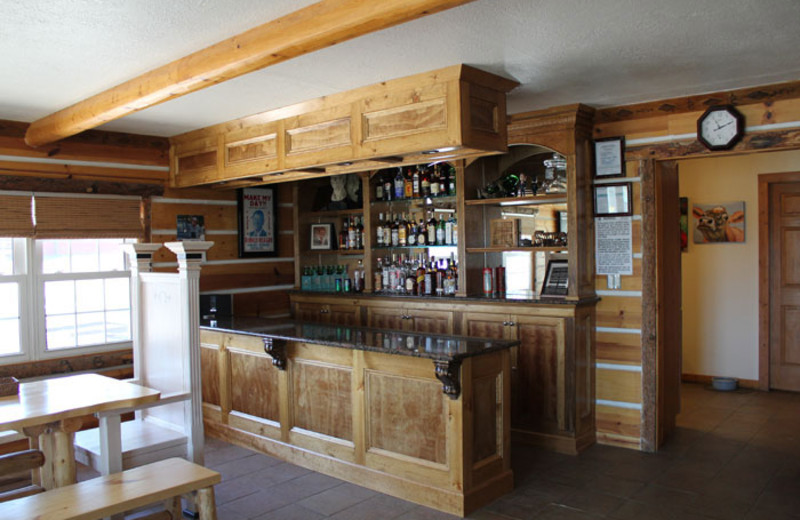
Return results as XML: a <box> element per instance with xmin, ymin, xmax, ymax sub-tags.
<box><xmin>374</xmin><ymin>258</ymin><xmax>384</xmax><ymax>292</ymax></box>
<box><xmin>445</xmin><ymin>212</ymin><xmax>454</xmax><ymax>245</ymax></box>
<box><xmin>312</xmin><ymin>265</ymin><xmax>322</xmax><ymax>291</ymax></box>
<box><xmin>383</xmin><ymin>217</ymin><xmax>392</xmax><ymax>249</ymax></box>
<box><xmin>427</xmin><ymin>213</ymin><xmax>437</xmax><ymax>245</ymax></box>
<box><xmin>390</xmin><ymin>214</ymin><xmax>400</xmax><ymax>247</ymax></box>
<box><xmin>417</xmin><ymin>218</ymin><xmax>427</xmax><ymax>246</ymax></box>
<box><xmin>412</xmin><ymin>167</ymin><xmax>421</xmax><ymax>198</ymax></box>
<box><xmin>424</xmin><ymin>257</ymin><xmax>436</xmax><ymax>296</ymax></box>
<box><xmin>448</xmin><ymin>165</ymin><xmax>456</xmax><ymax>196</ymax></box>
<box><xmin>375</xmin><ymin>176</ymin><xmax>384</xmax><ymax>201</ymax></box>
<box><xmin>376</xmin><ymin>212</ymin><xmax>384</xmax><ymax>247</ymax></box>
<box><xmin>334</xmin><ymin>265</ymin><xmax>343</xmax><ymax>293</ymax></box>
<box><xmin>436</xmin><ymin>215</ymin><xmax>446</xmax><ymax>245</ymax></box>
<box><xmin>301</xmin><ymin>266</ymin><xmax>311</xmax><ymax>290</ymax></box>
<box><xmin>451</xmin><ymin>213</ymin><xmax>458</xmax><ymax>246</ymax></box>
<box><xmin>347</xmin><ymin>217</ymin><xmax>356</xmax><ymax>250</ymax></box>
<box><xmin>353</xmin><ymin>259</ymin><xmax>365</xmax><ymax>293</ymax></box>
<box><xmin>356</xmin><ymin>216</ymin><xmax>364</xmax><ymax>249</ymax></box>
<box><xmin>388</xmin><ymin>254</ymin><xmax>399</xmax><ymax>293</ymax></box>
<box><xmin>438</xmin><ymin>164</ymin><xmax>448</xmax><ymax>197</ymax></box>
<box><xmin>421</xmin><ymin>166</ymin><xmax>431</xmax><ymax>197</ymax></box>
<box><xmin>449</xmin><ymin>253</ymin><xmax>458</xmax><ymax>294</ymax></box>
<box><xmin>430</xmin><ymin>164</ymin><xmax>441</xmax><ymax>197</ymax></box>
<box><xmin>436</xmin><ymin>258</ymin><xmax>446</xmax><ymax>295</ymax></box>
<box><xmin>405</xmin><ymin>257</ymin><xmax>416</xmax><ymax>294</ymax></box>
<box><xmin>397</xmin><ymin>213</ymin><xmax>407</xmax><ymax>246</ymax></box>
<box><xmin>339</xmin><ymin>220</ymin><xmax>348</xmax><ymax>250</ymax></box>
<box><xmin>394</xmin><ymin>168</ymin><xmax>404</xmax><ymax>200</ymax></box>
<box><xmin>383</xmin><ymin>171</ymin><xmax>393</xmax><ymax>201</ymax></box>
<box><xmin>416</xmin><ymin>254</ymin><xmax>426</xmax><ymax>296</ymax></box>
<box><xmin>408</xmin><ymin>218</ymin><xmax>417</xmax><ymax>246</ymax></box>
<box><xmin>404</xmin><ymin>168</ymin><xmax>413</xmax><ymax>199</ymax></box>
<box><xmin>382</xmin><ymin>256</ymin><xmax>391</xmax><ymax>292</ymax></box>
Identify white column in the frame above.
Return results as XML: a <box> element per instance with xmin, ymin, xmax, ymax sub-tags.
<box><xmin>123</xmin><ymin>243</ymin><xmax>162</xmax><ymax>385</ymax></box>
<box><xmin>164</xmin><ymin>241</ymin><xmax>213</xmax><ymax>467</ymax></box>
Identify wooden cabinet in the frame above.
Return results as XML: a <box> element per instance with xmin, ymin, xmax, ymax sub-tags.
<box><xmin>294</xmin><ymin>300</ymin><xmax>361</xmax><ymax>326</ymax></box>
<box><xmin>367</xmin><ymin>303</ymin><xmax>454</xmax><ymax>334</ymax></box>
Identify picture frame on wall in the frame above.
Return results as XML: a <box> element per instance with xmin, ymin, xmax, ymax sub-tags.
<box><xmin>594</xmin><ymin>182</ymin><xmax>633</xmax><ymax>217</ymax></box>
<box><xmin>238</xmin><ymin>186</ymin><xmax>278</xmax><ymax>257</ymax></box>
<box><xmin>310</xmin><ymin>223</ymin><xmax>334</xmax><ymax>250</ymax></box>
<box><xmin>691</xmin><ymin>201</ymin><xmax>745</xmax><ymax>244</ymax></box>
<box><xmin>593</xmin><ymin>136</ymin><xmax>626</xmax><ymax>178</ymax></box>
<box><xmin>540</xmin><ymin>258</ymin><xmax>569</xmax><ymax>298</ymax></box>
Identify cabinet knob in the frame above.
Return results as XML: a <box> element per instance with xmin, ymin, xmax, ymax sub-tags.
<box><xmin>502</xmin><ymin>321</ymin><xmax>509</xmax><ymax>326</ymax></box>
<box><xmin>508</xmin><ymin>321</ymin><xmax>516</xmax><ymax>327</ymax></box>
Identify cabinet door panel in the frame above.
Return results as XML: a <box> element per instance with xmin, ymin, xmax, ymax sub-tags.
<box><xmin>367</xmin><ymin>306</ymin><xmax>405</xmax><ymax>330</ymax></box>
<box><xmin>462</xmin><ymin>312</ymin><xmax>508</xmax><ymax>340</ymax></box>
<box><xmin>295</xmin><ymin>302</ymin><xmax>327</xmax><ymax>322</ymax></box>
<box><xmin>328</xmin><ymin>304</ymin><xmax>361</xmax><ymax>326</ymax></box>
<box><xmin>513</xmin><ymin>316</ymin><xmax>566</xmax><ymax>433</ymax></box>
<box><xmin>408</xmin><ymin>308</ymin><xmax>454</xmax><ymax>335</ymax></box>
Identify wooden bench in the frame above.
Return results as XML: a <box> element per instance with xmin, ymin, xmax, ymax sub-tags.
<box><xmin>0</xmin><ymin>457</ymin><xmax>220</xmax><ymax>520</ymax></box>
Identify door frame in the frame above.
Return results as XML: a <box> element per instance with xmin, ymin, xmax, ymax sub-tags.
<box><xmin>757</xmin><ymin>171</ymin><xmax>800</xmax><ymax>390</ymax></box>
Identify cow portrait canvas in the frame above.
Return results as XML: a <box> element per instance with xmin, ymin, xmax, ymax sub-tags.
<box><xmin>692</xmin><ymin>201</ymin><xmax>745</xmax><ymax>244</ymax></box>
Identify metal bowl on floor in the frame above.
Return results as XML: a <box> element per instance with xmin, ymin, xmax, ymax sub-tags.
<box><xmin>711</xmin><ymin>377</ymin><xmax>738</xmax><ymax>391</ymax></box>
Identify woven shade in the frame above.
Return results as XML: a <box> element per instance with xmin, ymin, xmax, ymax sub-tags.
<box><xmin>0</xmin><ymin>194</ymin><xmax>34</xmax><ymax>237</ymax></box>
<box><xmin>35</xmin><ymin>195</ymin><xmax>143</xmax><ymax>238</ymax></box>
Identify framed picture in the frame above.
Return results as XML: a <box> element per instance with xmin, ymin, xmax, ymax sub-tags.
<box><xmin>679</xmin><ymin>197</ymin><xmax>689</xmax><ymax>252</ymax></box>
<box><xmin>310</xmin><ymin>223</ymin><xmax>334</xmax><ymax>250</ymax></box>
<box><xmin>540</xmin><ymin>258</ymin><xmax>569</xmax><ymax>298</ymax></box>
<box><xmin>594</xmin><ymin>182</ymin><xmax>632</xmax><ymax>217</ymax></box>
<box><xmin>692</xmin><ymin>201</ymin><xmax>745</xmax><ymax>244</ymax></box>
<box><xmin>238</xmin><ymin>187</ymin><xmax>277</xmax><ymax>257</ymax></box>
<box><xmin>593</xmin><ymin>136</ymin><xmax>625</xmax><ymax>178</ymax></box>
<box><xmin>176</xmin><ymin>215</ymin><xmax>205</xmax><ymax>241</ymax></box>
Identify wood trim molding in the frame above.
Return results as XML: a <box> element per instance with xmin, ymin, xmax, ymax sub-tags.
<box><xmin>757</xmin><ymin>171</ymin><xmax>800</xmax><ymax>391</ymax></box>
<box><xmin>0</xmin><ymin>175</ymin><xmax>164</xmax><ymax>198</ymax></box>
<box><xmin>596</xmin><ymin>80</ymin><xmax>800</xmax><ymax>124</ymax></box>
<box><xmin>638</xmin><ymin>158</ymin><xmax>657</xmax><ymax>452</ymax></box>
<box><xmin>0</xmin><ymin>349</ymin><xmax>133</xmax><ymax>380</ymax></box>
<box><xmin>24</xmin><ymin>0</ymin><xmax>477</xmax><ymax>147</ymax></box>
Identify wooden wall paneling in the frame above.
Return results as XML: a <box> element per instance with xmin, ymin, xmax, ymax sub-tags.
<box><xmin>229</xmin><ymin>349</ymin><xmax>281</xmax><ymax>423</ymax></box>
<box><xmin>199</xmin><ymin>345</ymin><xmax>220</xmax><ymax>406</ymax></box>
<box><xmin>595</xmin><ymin>259</ymin><xmax>643</xmax><ymax>291</ymax></box>
<box><xmin>150</xmin><ymin>202</ymin><xmax>237</xmax><ymax>231</ymax></box>
<box><xmin>471</xmin><ymin>363</ymin><xmax>501</xmax><ymax>464</ymax></box>
<box><xmin>595</xmin><ymin>405</ymin><xmax>641</xmax><ymax>439</ymax></box>
<box><xmin>233</xmin><ymin>291</ymin><xmax>291</xmax><ymax>318</ymax></box>
<box><xmin>595</xmin><ymin>296</ymin><xmax>643</xmax><ymax>330</ymax></box>
<box><xmin>291</xmin><ymin>359</ymin><xmax>353</xmax><ymax>441</ymax></box>
<box><xmin>575</xmin><ymin>305</ymin><xmax>596</xmax><ymax>443</ymax></box>
<box><xmin>596</xmin><ymin>369</ymin><xmax>643</xmax><ymax>404</ymax></box>
<box><xmin>596</xmin><ymin>332</ymin><xmax>644</xmax><ymax>365</ymax></box>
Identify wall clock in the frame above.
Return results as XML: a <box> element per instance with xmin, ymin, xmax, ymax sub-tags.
<box><xmin>697</xmin><ymin>105</ymin><xmax>745</xmax><ymax>150</ymax></box>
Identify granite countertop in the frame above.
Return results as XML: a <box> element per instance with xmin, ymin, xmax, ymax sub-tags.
<box><xmin>200</xmin><ymin>317</ymin><xmax>519</xmax><ymax>362</ymax></box>
<box><xmin>287</xmin><ymin>290</ymin><xmax>600</xmax><ymax>306</ymax></box>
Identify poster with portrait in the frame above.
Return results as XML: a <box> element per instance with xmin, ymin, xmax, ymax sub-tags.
<box><xmin>237</xmin><ymin>187</ymin><xmax>277</xmax><ymax>257</ymax></box>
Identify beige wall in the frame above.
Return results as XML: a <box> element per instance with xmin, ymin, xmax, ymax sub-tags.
<box><xmin>679</xmin><ymin>149</ymin><xmax>800</xmax><ymax>381</ymax></box>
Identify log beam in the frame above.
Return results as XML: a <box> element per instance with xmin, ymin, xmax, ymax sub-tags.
<box><xmin>24</xmin><ymin>0</ymin><xmax>476</xmax><ymax>147</ymax></box>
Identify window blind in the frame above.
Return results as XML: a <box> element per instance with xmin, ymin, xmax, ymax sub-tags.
<box><xmin>34</xmin><ymin>194</ymin><xmax>143</xmax><ymax>238</ymax></box>
<box><xmin>0</xmin><ymin>193</ymin><xmax>34</xmax><ymax>236</ymax></box>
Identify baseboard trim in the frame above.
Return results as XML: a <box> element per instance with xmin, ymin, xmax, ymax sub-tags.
<box><xmin>681</xmin><ymin>373</ymin><xmax>759</xmax><ymax>389</ymax></box>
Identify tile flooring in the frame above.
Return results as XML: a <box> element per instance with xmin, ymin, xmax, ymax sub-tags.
<box><xmin>102</xmin><ymin>383</ymin><xmax>800</xmax><ymax>519</ymax></box>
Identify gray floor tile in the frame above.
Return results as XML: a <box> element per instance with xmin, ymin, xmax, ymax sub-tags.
<box><xmin>298</xmin><ymin>482</ymin><xmax>377</xmax><ymax>516</ymax></box>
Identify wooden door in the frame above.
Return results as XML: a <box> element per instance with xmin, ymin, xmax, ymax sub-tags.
<box><xmin>294</xmin><ymin>302</ymin><xmax>328</xmax><ymax>322</ymax></box>
<box><xmin>462</xmin><ymin>312</ymin><xmax>510</xmax><ymax>340</ymax></box>
<box><xmin>656</xmin><ymin>161</ymin><xmax>681</xmax><ymax>445</ymax></box>
<box><xmin>367</xmin><ymin>306</ymin><xmax>406</xmax><ymax>330</ymax></box>
<box><xmin>769</xmin><ymin>182</ymin><xmax>800</xmax><ymax>391</ymax></box>
<box><xmin>327</xmin><ymin>304</ymin><xmax>361</xmax><ymax>326</ymax></box>
<box><xmin>513</xmin><ymin>315</ymin><xmax>566</xmax><ymax>433</ymax></box>
<box><xmin>407</xmin><ymin>307</ymin><xmax>454</xmax><ymax>335</ymax></box>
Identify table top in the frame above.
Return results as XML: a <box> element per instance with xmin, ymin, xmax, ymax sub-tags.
<box><xmin>201</xmin><ymin>318</ymin><xmax>519</xmax><ymax>362</ymax></box>
<box><xmin>0</xmin><ymin>374</ymin><xmax>160</xmax><ymax>431</ymax></box>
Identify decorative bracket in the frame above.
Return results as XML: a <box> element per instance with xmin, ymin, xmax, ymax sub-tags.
<box><xmin>263</xmin><ymin>337</ymin><xmax>287</xmax><ymax>370</ymax></box>
<box><xmin>434</xmin><ymin>359</ymin><xmax>462</xmax><ymax>400</ymax></box>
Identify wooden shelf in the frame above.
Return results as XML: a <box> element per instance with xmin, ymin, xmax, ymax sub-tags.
<box><xmin>305</xmin><ymin>249</ymin><xmax>365</xmax><ymax>256</ymax></box>
<box><xmin>371</xmin><ymin>195</ymin><xmax>457</xmax><ymax>206</ymax></box>
<box><xmin>373</xmin><ymin>245</ymin><xmax>457</xmax><ymax>251</ymax></box>
<box><xmin>302</xmin><ymin>208</ymin><xmax>363</xmax><ymax>219</ymax></box>
<box><xmin>466</xmin><ymin>246</ymin><xmax>567</xmax><ymax>253</ymax></box>
<box><xmin>464</xmin><ymin>194</ymin><xmax>566</xmax><ymax>206</ymax></box>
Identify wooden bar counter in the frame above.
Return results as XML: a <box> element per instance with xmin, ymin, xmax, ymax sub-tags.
<box><xmin>199</xmin><ymin>318</ymin><xmax>518</xmax><ymax>516</ymax></box>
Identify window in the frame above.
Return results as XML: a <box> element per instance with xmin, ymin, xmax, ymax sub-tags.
<box><xmin>0</xmin><ymin>238</ymin><xmax>135</xmax><ymax>364</ymax></box>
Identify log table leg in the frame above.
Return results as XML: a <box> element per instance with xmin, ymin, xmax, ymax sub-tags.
<box><xmin>196</xmin><ymin>486</ymin><xmax>217</xmax><ymax>520</ymax></box>
<box><xmin>24</xmin><ymin>417</ymin><xmax>84</xmax><ymax>489</ymax></box>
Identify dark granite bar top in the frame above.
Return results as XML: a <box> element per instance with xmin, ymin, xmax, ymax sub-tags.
<box><xmin>200</xmin><ymin>317</ymin><xmax>519</xmax><ymax>363</ymax></box>
<box><xmin>288</xmin><ymin>289</ymin><xmax>600</xmax><ymax>306</ymax></box>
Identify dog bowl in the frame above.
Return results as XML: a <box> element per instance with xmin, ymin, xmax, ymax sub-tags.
<box><xmin>711</xmin><ymin>377</ymin><xmax>738</xmax><ymax>392</ymax></box>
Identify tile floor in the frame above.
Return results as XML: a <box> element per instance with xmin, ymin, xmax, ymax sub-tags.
<box><xmin>97</xmin><ymin>383</ymin><xmax>800</xmax><ymax>519</ymax></box>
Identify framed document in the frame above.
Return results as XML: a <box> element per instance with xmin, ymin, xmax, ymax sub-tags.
<box><xmin>310</xmin><ymin>223</ymin><xmax>335</xmax><ymax>250</ymax></box>
<box><xmin>594</xmin><ymin>137</ymin><xmax>625</xmax><ymax>178</ymax></box>
<box><xmin>540</xmin><ymin>258</ymin><xmax>569</xmax><ymax>298</ymax></box>
<box><xmin>238</xmin><ymin>187</ymin><xmax>278</xmax><ymax>257</ymax></box>
<box><xmin>594</xmin><ymin>182</ymin><xmax>633</xmax><ymax>217</ymax></box>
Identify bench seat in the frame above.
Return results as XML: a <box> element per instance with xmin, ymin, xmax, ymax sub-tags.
<box><xmin>0</xmin><ymin>457</ymin><xmax>220</xmax><ymax>520</ymax></box>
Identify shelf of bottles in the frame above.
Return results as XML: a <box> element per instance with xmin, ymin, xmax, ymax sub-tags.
<box><xmin>300</xmin><ymin>261</ymin><xmax>366</xmax><ymax>294</ymax></box>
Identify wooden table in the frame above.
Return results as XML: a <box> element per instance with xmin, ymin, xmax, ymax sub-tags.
<box><xmin>0</xmin><ymin>374</ymin><xmax>160</xmax><ymax>489</ymax></box>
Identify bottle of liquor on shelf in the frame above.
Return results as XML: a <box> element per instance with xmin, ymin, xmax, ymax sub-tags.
<box><xmin>312</xmin><ymin>265</ymin><xmax>322</xmax><ymax>291</ymax></box>
<box><xmin>356</xmin><ymin>216</ymin><xmax>364</xmax><ymax>249</ymax></box>
<box><xmin>301</xmin><ymin>266</ymin><xmax>312</xmax><ymax>290</ymax></box>
<box><xmin>404</xmin><ymin>256</ymin><xmax>416</xmax><ymax>294</ymax></box>
<box><xmin>421</xmin><ymin>166</ymin><xmax>431</xmax><ymax>197</ymax></box>
<box><xmin>388</xmin><ymin>254</ymin><xmax>400</xmax><ymax>293</ymax></box>
<box><xmin>383</xmin><ymin>216</ymin><xmax>392</xmax><ymax>248</ymax></box>
<box><xmin>338</xmin><ymin>220</ymin><xmax>348</xmax><ymax>250</ymax></box>
<box><xmin>430</xmin><ymin>164</ymin><xmax>441</xmax><ymax>197</ymax></box>
<box><xmin>374</xmin><ymin>258</ymin><xmax>384</xmax><ymax>292</ymax></box>
<box><xmin>451</xmin><ymin>213</ymin><xmax>458</xmax><ymax>245</ymax></box>
<box><xmin>381</xmin><ymin>256</ymin><xmax>391</xmax><ymax>293</ymax></box>
<box><xmin>417</xmin><ymin>218</ymin><xmax>427</xmax><ymax>246</ymax></box>
<box><xmin>408</xmin><ymin>217</ymin><xmax>417</xmax><ymax>246</ymax></box>
<box><xmin>445</xmin><ymin>212</ymin><xmax>454</xmax><ymax>245</ymax></box>
<box><xmin>447</xmin><ymin>165</ymin><xmax>456</xmax><ymax>196</ymax></box>
<box><xmin>347</xmin><ymin>217</ymin><xmax>356</xmax><ymax>250</ymax></box>
<box><xmin>436</xmin><ymin>215</ymin><xmax>446</xmax><ymax>245</ymax></box>
<box><xmin>394</xmin><ymin>168</ymin><xmax>404</xmax><ymax>200</ymax></box>
<box><xmin>438</xmin><ymin>164</ymin><xmax>448</xmax><ymax>198</ymax></box>
<box><xmin>353</xmin><ymin>259</ymin><xmax>364</xmax><ymax>293</ymax></box>
<box><xmin>390</xmin><ymin>214</ymin><xmax>400</xmax><ymax>247</ymax></box>
<box><xmin>412</xmin><ymin>166</ymin><xmax>421</xmax><ymax>198</ymax></box>
<box><xmin>375</xmin><ymin>176</ymin><xmax>384</xmax><ymax>201</ymax></box>
<box><xmin>376</xmin><ymin>212</ymin><xmax>385</xmax><ymax>247</ymax></box>
<box><xmin>424</xmin><ymin>257</ymin><xmax>436</xmax><ymax>296</ymax></box>
<box><xmin>398</xmin><ymin>213</ymin><xmax>407</xmax><ymax>246</ymax></box>
<box><xmin>404</xmin><ymin>168</ymin><xmax>414</xmax><ymax>199</ymax></box>
<box><xmin>416</xmin><ymin>253</ymin><xmax>426</xmax><ymax>296</ymax></box>
<box><xmin>334</xmin><ymin>265</ymin><xmax>343</xmax><ymax>293</ymax></box>
<box><xmin>383</xmin><ymin>172</ymin><xmax>393</xmax><ymax>201</ymax></box>
<box><xmin>450</xmin><ymin>252</ymin><xmax>459</xmax><ymax>294</ymax></box>
<box><xmin>427</xmin><ymin>213</ymin><xmax>437</xmax><ymax>245</ymax></box>
<box><xmin>436</xmin><ymin>258</ymin><xmax>446</xmax><ymax>296</ymax></box>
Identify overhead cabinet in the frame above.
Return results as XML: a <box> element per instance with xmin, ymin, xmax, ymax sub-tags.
<box><xmin>170</xmin><ymin>65</ymin><xmax>518</xmax><ymax>188</ymax></box>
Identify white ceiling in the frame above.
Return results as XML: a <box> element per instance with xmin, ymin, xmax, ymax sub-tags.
<box><xmin>2</xmin><ymin>0</ymin><xmax>799</xmax><ymax>138</ymax></box>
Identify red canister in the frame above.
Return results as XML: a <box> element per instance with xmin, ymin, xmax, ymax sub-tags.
<box><xmin>495</xmin><ymin>266</ymin><xmax>506</xmax><ymax>297</ymax></box>
<box><xmin>482</xmin><ymin>267</ymin><xmax>493</xmax><ymax>297</ymax></box>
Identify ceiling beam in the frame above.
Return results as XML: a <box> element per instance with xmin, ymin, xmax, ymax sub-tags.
<box><xmin>24</xmin><ymin>0</ymin><xmax>476</xmax><ymax>148</ymax></box>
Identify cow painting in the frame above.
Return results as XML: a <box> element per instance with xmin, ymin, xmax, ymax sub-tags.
<box><xmin>692</xmin><ymin>202</ymin><xmax>745</xmax><ymax>244</ymax></box>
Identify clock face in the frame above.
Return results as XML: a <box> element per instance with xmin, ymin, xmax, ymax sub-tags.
<box><xmin>697</xmin><ymin>106</ymin><xmax>744</xmax><ymax>150</ymax></box>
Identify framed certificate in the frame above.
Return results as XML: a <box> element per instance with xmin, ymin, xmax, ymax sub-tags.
<box><xmin>594</xmin><ymin>136</ymin><xmax>625</xmax><ymax>178</ymax></box>
<box><xmin>594</xmin><ymin>182</ymin><xmax>633</xmax><ymax>217</ymax></box>
<box><xmin>540</xmin><ymin>258</ymin><xmax>569</xmax><ymax>298</ymax></box>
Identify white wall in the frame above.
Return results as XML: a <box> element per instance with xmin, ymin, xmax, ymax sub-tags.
<box><xmin>679</xmin><ymin>149</ymin><xmax>800</xmax><ymax>381</ymax></box>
